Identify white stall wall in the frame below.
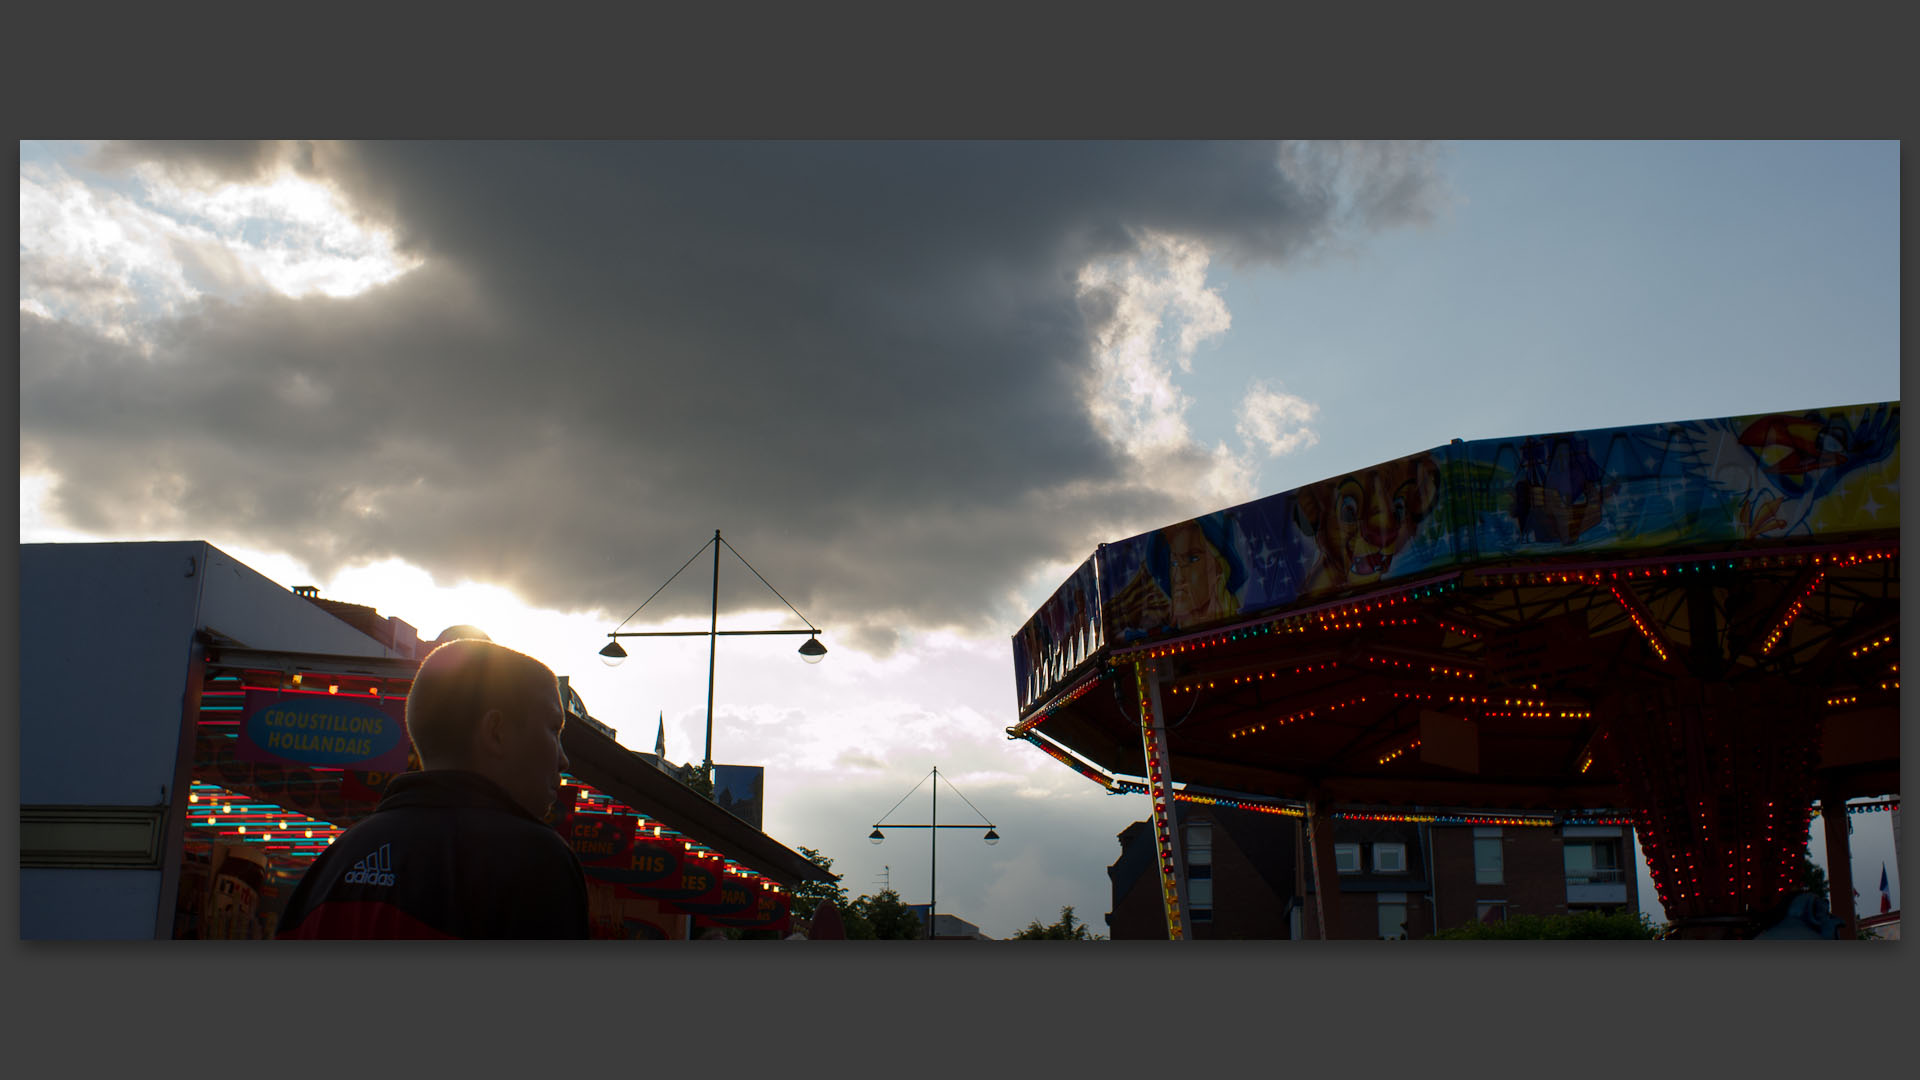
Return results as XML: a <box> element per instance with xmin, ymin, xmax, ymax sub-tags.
<box><xmin>19</xmin><ymin>870</ymin><xmax>166</xmax><ymax>941</ymax></box>
<box><xmin>21</xmin><ymin>541</ymin><xmax>207</xmax><ymax>808</ymax></box>
<box><xmin>20</xmin><ymin>540</ymin><xmax>414</xmax><ymax>938</ymax></box>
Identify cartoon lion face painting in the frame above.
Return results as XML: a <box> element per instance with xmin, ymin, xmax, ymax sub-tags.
<box><xmin>1292</xmin><ymin>454</ymin><xmax>1440</xmax><ymax>594</ymax></box>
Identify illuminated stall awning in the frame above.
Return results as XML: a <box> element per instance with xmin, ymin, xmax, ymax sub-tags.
<box><xmin>178</xmin><ymin>639</ymin><xmax>829</xmax><ymax>939</ymax></box>
<box><xmin>560</xmin><ymin>717</ymin><xmax>832</xmax><ymax>890</ymax></box>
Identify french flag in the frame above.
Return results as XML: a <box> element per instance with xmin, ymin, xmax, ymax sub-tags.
<box><xmin>1881</xmin><ymin>864</ymin><xmax>1892</xmax><ymax>915</ymax></box>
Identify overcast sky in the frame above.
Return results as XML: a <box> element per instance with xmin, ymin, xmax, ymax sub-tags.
<box><xmin>20</xmin><ymin>140</ymin><xmax>1900</xmax><ymax>936</ymax></box>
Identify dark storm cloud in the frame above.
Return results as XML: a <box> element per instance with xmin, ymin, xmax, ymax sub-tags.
<box><xmin>24</xmin><ymin>141</ymin><xmax>1447</xmax><ymax>641</ymax></box>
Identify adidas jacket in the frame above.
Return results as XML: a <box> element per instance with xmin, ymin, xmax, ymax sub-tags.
<box><xmin>276</xmin><ymin>770</ymin><xmax>590</xmax><ymax>939</ymax></box>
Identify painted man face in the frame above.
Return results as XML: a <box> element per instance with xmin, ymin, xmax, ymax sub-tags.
<box><xmin>1166</xmin><ymin>520</ymin><xmax>1230</xmax><ymax>625</ymax></box>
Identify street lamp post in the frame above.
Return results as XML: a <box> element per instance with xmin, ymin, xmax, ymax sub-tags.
<box><xmin>599</xmin><ymin>529</ymin><xmax>825</xmax><ymax>785</ymax></box>
<box><xmin>868</xmin><ymin>765</ymin><xmax>1000</xmax><ymax>939</ymax></box>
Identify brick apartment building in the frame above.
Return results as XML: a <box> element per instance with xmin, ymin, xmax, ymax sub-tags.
<box><xmin>1107</xmin><ymin>803</ymin><xmax>1301</xmax><ymax>940</ymax></box>
<box><xmin>1300</xmin><ymin>819</ymin><xmax>1433</xmax><ymax>940</ymax></box>
<box><xmin>1107</xmin><ymin>807</ymin><xmax>1638</xmax><ymax>939</ymax></box>
<box><xmin>1421</xmin><ymin>823</ymin><xmax>1635</xmax><ymax>930</ymax></box>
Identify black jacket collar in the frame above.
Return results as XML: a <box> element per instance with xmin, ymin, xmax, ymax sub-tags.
<box><xmin>376</xmin><ymin>770</ymin><xmax>545</xmax><ymax>823</ymax></box>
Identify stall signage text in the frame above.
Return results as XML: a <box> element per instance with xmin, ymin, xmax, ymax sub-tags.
<box><xmin>669</xmin><ymin>871</ymin><xmax>755</xmax><ymax>916</ymax></box>
<box><xmin>570</xmin><ymin>814</ymin><xmax>636</xmax><ymax>866</ymax></box>
<box><xmin>239</xmin><ymin>690</ymin><xmax>410</xmax><ymax>771</ymax></box>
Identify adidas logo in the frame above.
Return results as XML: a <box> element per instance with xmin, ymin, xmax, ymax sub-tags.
<box><xmin>343</xmin><ymin>843</ymin><xmax>397</xmax><ymax>887</ymax></box>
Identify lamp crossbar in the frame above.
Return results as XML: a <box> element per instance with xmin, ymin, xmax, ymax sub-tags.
<box><xmin>609</xmin><ymin>629</ymin><xmax>819</xmax><ymax>638</ymax></box>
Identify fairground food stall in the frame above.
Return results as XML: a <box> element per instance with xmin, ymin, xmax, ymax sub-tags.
<box><xmin>177</xmin><ymin>643</ymin><xmax>830</xmax><ymax>939</ymax></box>
<box><xmin>19</xmin><ymin>540</ymin><xmax>827</xmax><ymax>939</ymax></box>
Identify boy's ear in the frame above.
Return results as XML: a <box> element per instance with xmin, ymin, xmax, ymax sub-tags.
<box><xmin>476</xmin><ymin>708</ymin><xmax>509</xmax><ymax>757</ymax></box>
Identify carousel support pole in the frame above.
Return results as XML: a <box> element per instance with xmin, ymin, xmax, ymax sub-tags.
<box><xmin>1305</xmin><ymin>796</ymin><xmax>1340</xmax><ymax>940</ymax></box>
<box><xmin>1894</xmin><ymin>806</ymin><xmax>1903</xmax><ymax>883</ymax></box>
<box><xmin>1135</xmin><ymin>661</ymin><xmax>1189</xmax><ymax>940</ymax></box>
<box><xmin>1294</xmin><ymin>816</ymin><xmax>1308</xmax><ymax>939</ymax></box>
<box><xmin>1821</xmin><ymin>789</ymin><xmax>1857</xmax><ymax>939</ymax></box>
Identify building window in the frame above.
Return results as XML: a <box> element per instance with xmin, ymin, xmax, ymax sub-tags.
<box><xmin>1564</xmin><ymin>840</ymin><xmax>1622</xmax><ymax>884</ymax></box>
<box><xmin>1185</xmin><ymin>822</ymin><xmax>1213</xmax><ymax>925</ymax></box>
<box><xmin>1185</xmin><ymin>823</ymin><xmax>1212</xmax><ymax>867</ymax></box>
<box><xmin>1188</xmin><ymin>860</ymin><xmax>1213</xmax><ymax>921</ymax></box>
<box><xmin>1474</xmin><ymin>836</ymin><xmax>1504</xmax><ymax>885</ymax></box>
<box><xmin>1373</xmin><ymin>842</ymin><xmax>1407</xmax><ymax>873</ymax></box>
<box><xmin>1334</xmin><ymin>843</ymin><xmax>1360</xmax><ymax>874</ymax></box>
<box><xmin>1378</xmin><ymin>893</ymin><xmax>1408</xmax><ymax>939</ymax></box>
<box><xmin>1476</xmin><ymin>901</ymin><xmax>1507</xmax><ymax>924</ymax></box>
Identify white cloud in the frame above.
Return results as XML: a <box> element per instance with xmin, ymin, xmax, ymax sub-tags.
<box><xmin>19</xmin><ymin>165</ymin><xmax>202</xmax><ymax>335</ymax></box>
<box><xmin>19</xmin><ymin>155</ymin><xmax>419</xmax><ymax>345</ymax></box>
<box><xmin>127</xmin><ymin>161</ymin><xmax>421</xmax><ymax>299</ymax></box>
<box><xmin>1236</xmin><ymin>378</ymin><xmax>1320</xmax><ymax>457</ymax></box>
<box><xmin>1076</xmin><ymin>229</ymin><xmax>1259</xmax><ymax>511</ymax></box>
<box><xmin>1077</xmin><ymin>229</ymin><xmax>1228</xmax><ymax>452</ymax></box>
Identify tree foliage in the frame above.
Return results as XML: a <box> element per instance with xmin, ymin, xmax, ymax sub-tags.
<box><xmin>836</xmin><ymin>904</ymin><xmax>875</xmax><ymax>940</ymax></box>
<box><xmin>680</xmin><ymin>765</ymin><xmax>714</xmax><ymax>800</ymax></box>
<box><xmin>1797</xmin><ymin>852</ymin><xmax>1829</xmax><ymax>899</ymax></box>
<box><xmin>787</xmin><ymin>846</ymin><xmax>849</xmax><ymax>921</ymax></box>
<box><xmin>1432</xmin><ymin>909</ymin><xmax>1662</xmax><ymax>940</ymax></box>
<box><xmin>847</xmin><ymin>888</ymin><xmax>923</xmax><ymax>940</ymax></box>
<box><xmin>1013</xmin><ymin>905</ymin><xmax>1104</xmax><ymax>940</ymax></box>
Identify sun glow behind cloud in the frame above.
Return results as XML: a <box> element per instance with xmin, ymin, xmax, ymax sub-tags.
<box><xmin>131</xmin><ymin>163</ymin><xmax>421</xmax><ymax>299</ymax></box>
<box><xmin>19</xmin><ymin>153</ymin><xmax>419</xmax><ymax>340</ymax></box>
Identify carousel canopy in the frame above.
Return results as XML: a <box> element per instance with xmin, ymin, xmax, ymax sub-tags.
<box><xmin>1009</xmin><ymin>401</ymin><xmax>1899</xmax><ymax>813</ymax></box>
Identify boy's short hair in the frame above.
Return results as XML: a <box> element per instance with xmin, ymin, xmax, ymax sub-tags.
<box><xmin>406</xmin><ymin>638</ymin><xmax>559</xmax><ymax>765</ymax></box>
